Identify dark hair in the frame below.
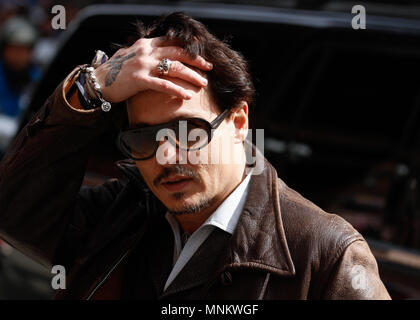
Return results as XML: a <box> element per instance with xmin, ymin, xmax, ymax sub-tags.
<box><xmin>132</xmin><ymin>12</ymin><xmax>255</xmax><ymax>112</ymax></box>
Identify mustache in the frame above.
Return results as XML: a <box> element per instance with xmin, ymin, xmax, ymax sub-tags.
<box><xmin>153</xmin><ymin>165</ymin><xmax>201</xmax><ymax>187</ymax></box>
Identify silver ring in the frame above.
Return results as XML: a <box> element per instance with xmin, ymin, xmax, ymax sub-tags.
<box><xmin>157</xmin><ymin>58</ymin><xmax>172</xmax><ymax>76</ymax></box>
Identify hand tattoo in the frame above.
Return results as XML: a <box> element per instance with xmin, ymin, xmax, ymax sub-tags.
<box><xmin>105</xmin><ymin>52</ymin><xmax>136</xmax><ymax>86</ymax></box>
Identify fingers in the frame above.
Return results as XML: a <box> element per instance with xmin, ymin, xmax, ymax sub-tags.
<box><xmin>136</xmin><ymin>37</ymin><xmax>212</xmax><ymax>70</ymax></box>
<box><xmin>130</xmin><ymin>37</ymin><xmax>213</xmax><ymax>99</ymax></box>
<box><xmin>145</xmin><ymin>77</ymin><xmax>193</xmax><ymax>100</ymax></box>
<box><xmin>155</xmin><ymin>46</ymin><xmax>213</xmax><ymax>71</ymax></box>
<box><xmin>154</xmin><ymin>46</ymin><xmax>211</xmax><ymax>88</ymax></box>
<box><xmin>150</xmin><ymin>36</ymin><xmax>182</xmax><ymax>48</ymax></box>
<box><xmin>149</xmin><ymin>36</ymin><xmax>169</xmax><ymax>47</ymax></box>
<box><xmin>164</xmin><ymin>60</ymin><xmax>208</xmax><ymax>88</ymax></box>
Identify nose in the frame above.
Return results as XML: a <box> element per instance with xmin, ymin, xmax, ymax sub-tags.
<box><xmin>155</xmin><ymin>139</ymin><xmax>188</xmax><ymax>165</ymax></box>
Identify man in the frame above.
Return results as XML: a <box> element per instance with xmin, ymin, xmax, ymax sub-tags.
<box><xmin>0</xmin><ymin>12</ymin><xmax>390</xmax><ymax>299</ymax></box>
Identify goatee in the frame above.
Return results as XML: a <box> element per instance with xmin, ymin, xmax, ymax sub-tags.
<box><xmin>168</xmin><ymin>194</ymin><xmax>214</xmax><ymax>215</ymax></box>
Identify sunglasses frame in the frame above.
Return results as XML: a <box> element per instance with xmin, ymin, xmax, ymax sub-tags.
<box><xmin>117</xmin><ymin>108</ymin><xmax>231</xmax><ymax>161</ymax></box>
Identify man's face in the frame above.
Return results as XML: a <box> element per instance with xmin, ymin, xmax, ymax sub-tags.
<box><xmin>126</xmin><ymin>78</ymin><xmax>247</xmax><ymax>215</ymax></box>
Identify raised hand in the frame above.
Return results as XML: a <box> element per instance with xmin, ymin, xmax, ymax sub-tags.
<box><xmin>94</xmin><ymin>37</ymin><xmax>213</xmax><ymax>103</ymax></box>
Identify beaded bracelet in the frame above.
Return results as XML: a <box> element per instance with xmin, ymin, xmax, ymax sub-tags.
<box><xmin>81</xmin><ymin>65</ymin><xmax>112</xmax><ymax>112</ymax></box>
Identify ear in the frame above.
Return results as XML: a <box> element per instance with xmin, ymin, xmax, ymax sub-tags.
<box><xmin>230</xmin><ymin>101</ymin><xmax>248</xmax><ymax>144</ymax></box>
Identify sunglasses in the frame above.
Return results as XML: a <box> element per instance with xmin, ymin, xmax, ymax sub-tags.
<box><xmin>117</xmin><ymin>108</ymin><xmax>231</xmax><ymax>161</ymax></box>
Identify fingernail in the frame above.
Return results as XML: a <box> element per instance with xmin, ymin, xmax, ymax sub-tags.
<box><xmin>202</xmin><ymin>78</ymin><xmax>208</xmax><ymax>86</ymax></box>
<box><xmin>207</xmin><ymin>62</ymin><xmax>213</xmax><ymax>69</ymax></box>
<box><xmin>185</xmin><ymin>93</ymin><xmax>192</xmax><ymax>99</ymax></box>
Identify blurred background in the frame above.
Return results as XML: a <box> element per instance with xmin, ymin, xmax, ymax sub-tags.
<box><xmin>1</xmin><ymin>0</ymin><xmax>420</xmax><ymax>299</ymax></box>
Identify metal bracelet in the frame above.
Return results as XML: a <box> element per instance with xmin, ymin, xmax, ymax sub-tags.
<box><xmin>82</xmin><ymin>65</ymin><xmax>111</xmax><ymax>112</ymax></box>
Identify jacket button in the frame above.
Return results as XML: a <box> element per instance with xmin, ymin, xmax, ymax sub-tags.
<box><xmin>220</xmin><ymin>271</ymin><xmax>233</xmax><ymax>286</ymax></box>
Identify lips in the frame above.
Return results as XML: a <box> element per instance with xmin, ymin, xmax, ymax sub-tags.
<box><xmin>161</xmin><ymin>175</ymin><xmax>193</xmax><ymax>192</ymax></box>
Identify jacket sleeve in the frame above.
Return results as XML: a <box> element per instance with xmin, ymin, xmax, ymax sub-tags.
<box><xmin>322</xmin><ymin>239</ymin><xmax>391</xmax><ymax>299</ymax></box>
<box><xmin>0</xmin><ymin>66</ymin><xmax>124</xmax><ymax>269</ymax></box>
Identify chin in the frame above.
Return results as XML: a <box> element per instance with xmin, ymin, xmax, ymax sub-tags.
<box><xmin>165</xmin><ymin>192</ymin><xmax>213</xmax><ymax>215</ymax></box>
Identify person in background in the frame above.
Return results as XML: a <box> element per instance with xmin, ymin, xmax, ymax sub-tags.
<box><xmin>0</xmin><ymin>16</ymin><xmax>41</xmax><ymax>152</ymax></box>
<box><xmin>0</xmin><ymin>16</ymin><xmax>41</xmax><ymax>118</ymax></box>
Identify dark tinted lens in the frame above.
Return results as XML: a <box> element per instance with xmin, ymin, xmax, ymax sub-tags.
<box><xmin>119</xmin><ymin>129</ymin><xmax>158</xmax><ymax>160</ymax></box>
<box><xmin>119</xmin><ymin>118</ymin><xmax>212</xmax><ymax>160</ymax></box>
<box><xmin>173</xmin><ymin>119</ymin><xmax>210</xmax><ymax>150</ymax></box>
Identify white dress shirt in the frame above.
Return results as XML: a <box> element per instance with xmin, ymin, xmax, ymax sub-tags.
<box><xmin>164</xmin><ymin>171</ymin><xmax>252</xmax><ymax>291</ymax></box>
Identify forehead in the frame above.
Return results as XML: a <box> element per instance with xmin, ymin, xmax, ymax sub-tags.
<box><xmin>126</xmin><ymin>80</ymin><xmax>218</xmax><ymax>127</ymax></box>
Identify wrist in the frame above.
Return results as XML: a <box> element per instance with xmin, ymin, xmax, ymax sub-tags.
<box><xmin>82</xmin><ymin>66</ymin><xmax>112</xmax><ymax>112</ymax></box>
<box><xmin>93</xmin><ymin>67</ymin><xmax>110</xmax><ymax>101</ymax></box>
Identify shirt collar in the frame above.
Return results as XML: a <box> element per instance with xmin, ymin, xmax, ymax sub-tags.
<box><xmin>164</xmin><ymin>170</ymin><xmax>253</xmax><ymax>272</ymax></box>
<box><xmin>201</xmin><ymin>170</ymin><xmax>252</xmax><ymax>235</ymax></box>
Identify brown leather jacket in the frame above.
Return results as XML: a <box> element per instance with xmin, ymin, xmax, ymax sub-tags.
<box><xmin>0</xmin><ymin>69</ymin><xmax>391</xmax><ymax>300</ymax></box>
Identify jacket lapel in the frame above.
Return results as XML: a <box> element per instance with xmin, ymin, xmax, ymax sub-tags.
<box><xmin>220</xmin><ymin>157</ymin><xmax>296</xmax><ymax>277</ymax></box>
<box><xmin>159</xmin><ymin>228</ymin><xmax>231</xmax><ymax>299</ymax></box>
<box><xmin>145</xmin><ymin>213</ymin><xmax>175</xmax><ymax>297</ymax></box>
